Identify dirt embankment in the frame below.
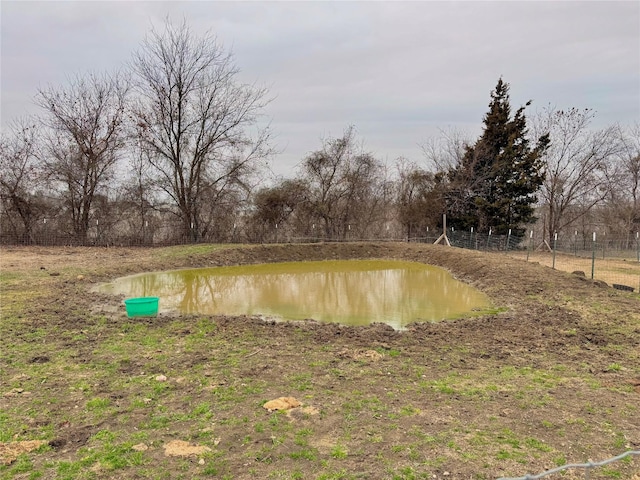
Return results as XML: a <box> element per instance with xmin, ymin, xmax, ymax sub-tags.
<box><xmin>1</xmin><ymin>242</ymin><xmax>639</xmax><ymax>479</ymax></box>
<box><xmin>2</xmin><ymin>241</ymin><xmax>638</xmax><ymax>373</ymax></box>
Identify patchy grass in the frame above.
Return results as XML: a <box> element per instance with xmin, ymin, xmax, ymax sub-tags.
<box><xmin>0</xmin><ymin>243</ymin><xmax>639</xmax><ymax>479</ymax></box>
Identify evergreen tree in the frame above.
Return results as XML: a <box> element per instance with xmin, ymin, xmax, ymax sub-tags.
<box><xmin>448</xmin><ymin>78</ymin><xmax>549</xmax><ymax>235</ymax></box>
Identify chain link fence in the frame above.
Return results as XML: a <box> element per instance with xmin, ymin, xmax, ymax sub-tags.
<box><xmin>512</xmin><ymin>232</ymin><xmax>640</xmax><ymax>293</ymax></box>
<box><xmin>404</xmin><ymin>229</ymin><xmax>640</xmax><ymax>293</ymax></box>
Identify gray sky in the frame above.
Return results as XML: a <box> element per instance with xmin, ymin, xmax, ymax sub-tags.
<box><xmin>1</xmin><ymin>1</ymin><xmax>639</xmax><ymax>178</ymax></box>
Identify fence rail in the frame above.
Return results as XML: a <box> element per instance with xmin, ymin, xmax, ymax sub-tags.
<box><xmin>497</xmin><ymin>450</ymin><xmax>640</xmax><ymax>480</ymax></box>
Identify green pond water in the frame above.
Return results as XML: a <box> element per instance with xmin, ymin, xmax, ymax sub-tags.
<box><xmin>97</xmin><ymin>260</ymin><xmax>491</xmax><ymax>329</ymax></box>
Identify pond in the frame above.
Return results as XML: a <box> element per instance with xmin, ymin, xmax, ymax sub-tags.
<box><xmin>96</xmin><ymin>259</ymin><xmax>491</xmax><ymax>329</ymax></box>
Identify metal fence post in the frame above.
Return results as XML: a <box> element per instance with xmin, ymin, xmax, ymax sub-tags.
<box><xmin>591</xmin><ymin>232</ymin><xmax>596</xmax><ymax>280</ymax></box>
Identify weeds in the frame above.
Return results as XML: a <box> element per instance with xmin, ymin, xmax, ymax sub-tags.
<box><xmin>1</xmin><ymin>244</ymin><xmax>639</xmax><ymax>480</ymax></box>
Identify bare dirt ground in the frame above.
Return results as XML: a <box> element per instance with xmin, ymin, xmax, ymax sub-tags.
<box><xmin>1</xmin><ymin>242</ymin><xmax>639</xmax><ymax>480</ymax></box>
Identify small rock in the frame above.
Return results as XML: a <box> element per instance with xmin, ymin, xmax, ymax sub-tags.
<box><xmin>132</xmin><ymin>443</ymin><xmax>148</xmax><ymax>452</ymax></box>
<box><xmin>155</xmin><ymin>375</ymin><xmax>167</xmax><ymax>382</ymax></box>
<box><xmin>198</xmin><ymin>458</ymin><xmax>205</xmax><ymax>465</ymax></box>
<box><xmin>263</xmin><ymin>397</ymin><xmax>301</xmax><ymax>412</ymax></box>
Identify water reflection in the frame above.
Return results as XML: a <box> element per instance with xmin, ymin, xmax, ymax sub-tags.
<box><xmin>97</xmin><ymin>260</ymin><xmax>490</xmax><ymax>329</ymax></box>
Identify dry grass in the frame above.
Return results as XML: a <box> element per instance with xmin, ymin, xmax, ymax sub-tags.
<box><xmin>1</xmin><ymin>243</ymin><xmax>638</xmax><ymax>480</ymax></box>
<box><xmin>509</xmin><ymin>251</ymin><xmax>640</xmax><ymax>291</ymax></box>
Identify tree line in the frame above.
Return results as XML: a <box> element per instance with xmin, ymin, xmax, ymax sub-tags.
<box><xmin>2</xmin><ymin>21</ymin><xmax>639</xmax><ymax>247</ymax></box>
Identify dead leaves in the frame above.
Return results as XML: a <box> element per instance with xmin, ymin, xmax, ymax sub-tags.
<box><xmin>2</xmin><ymin>388</ymin><xmax>31</xmax><ymax>397</ymax></box>
<box><xmin>336</xmin><ymin>348</ymin><xmax>383</xmax><ymax>362</ymax></box>
<box><xmin>163</xmin><ymin>440</ymin><xmax>212</xmax><ymax>457</ymax></box>
<box><xmin>0</xmin><ymin>440</ymin><xmax>47</xmax><ymax>466</ymax></box>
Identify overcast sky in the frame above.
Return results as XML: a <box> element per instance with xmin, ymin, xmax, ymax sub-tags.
<box><xmin>1</xmin><ymin>1</ymin><xmax>639</xmax><ymax>178</ymax></box>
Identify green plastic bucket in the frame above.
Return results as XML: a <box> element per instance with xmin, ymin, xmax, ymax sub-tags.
<box><xmin>124</xmin><ymin>297</ymin><xmax>159</xmax><ymax>317</ymax></box>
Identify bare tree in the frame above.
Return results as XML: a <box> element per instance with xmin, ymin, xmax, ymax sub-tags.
<box><xmin>0</xmin><ymin>118</ymin><xmax>46</xmax><ymax>242</ymax></box>
<box><xmin>36</xmin><ymin>71</ymin><xmax>129</xmax><ymax>242</ymax></box>
<box><xmin>603</xmin><ymin>123</ymin><xmax>640</xmax><ymax>240</ymax></box>
<box><xmin>299</xmin><ymin>126</ymin><xmax>384</xmax><ymax>240</ymax></box>
<box><xmin>247</xmin><ymin>179</ymin><xmax>309</xmax><ymax>242</ymax></box>
<box><xmin>532</xmin><ymin>107</ymin><xmax>622</xmax><ymax>244</ymax></box>
<box><xmin>394</xmin><ymin>158</ymin><xmax>443</xmax><ymax>240</ymax></box>
<box><xmin>621</xmin><ymin>123</ymin><xmax>640</xmax><ymax>232</ymax></box>
<box><xmin>131</xmin><ymin>20</ymin><xmax>272</xmax><ymax>243</ymax></box>
<box><xmin>419</xmin><ymin>128</ymin><xmax>474</xmax><ymax>232</ymax></box>
<box><xmin>119</xmin><ymin>140</ymin><xmax>158</xmax><ymax>244</ymax></box>
<box><xmin>420</xmin><ymin>126</ymin><xmax>471</xmax><ymax>174</ymax></box>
